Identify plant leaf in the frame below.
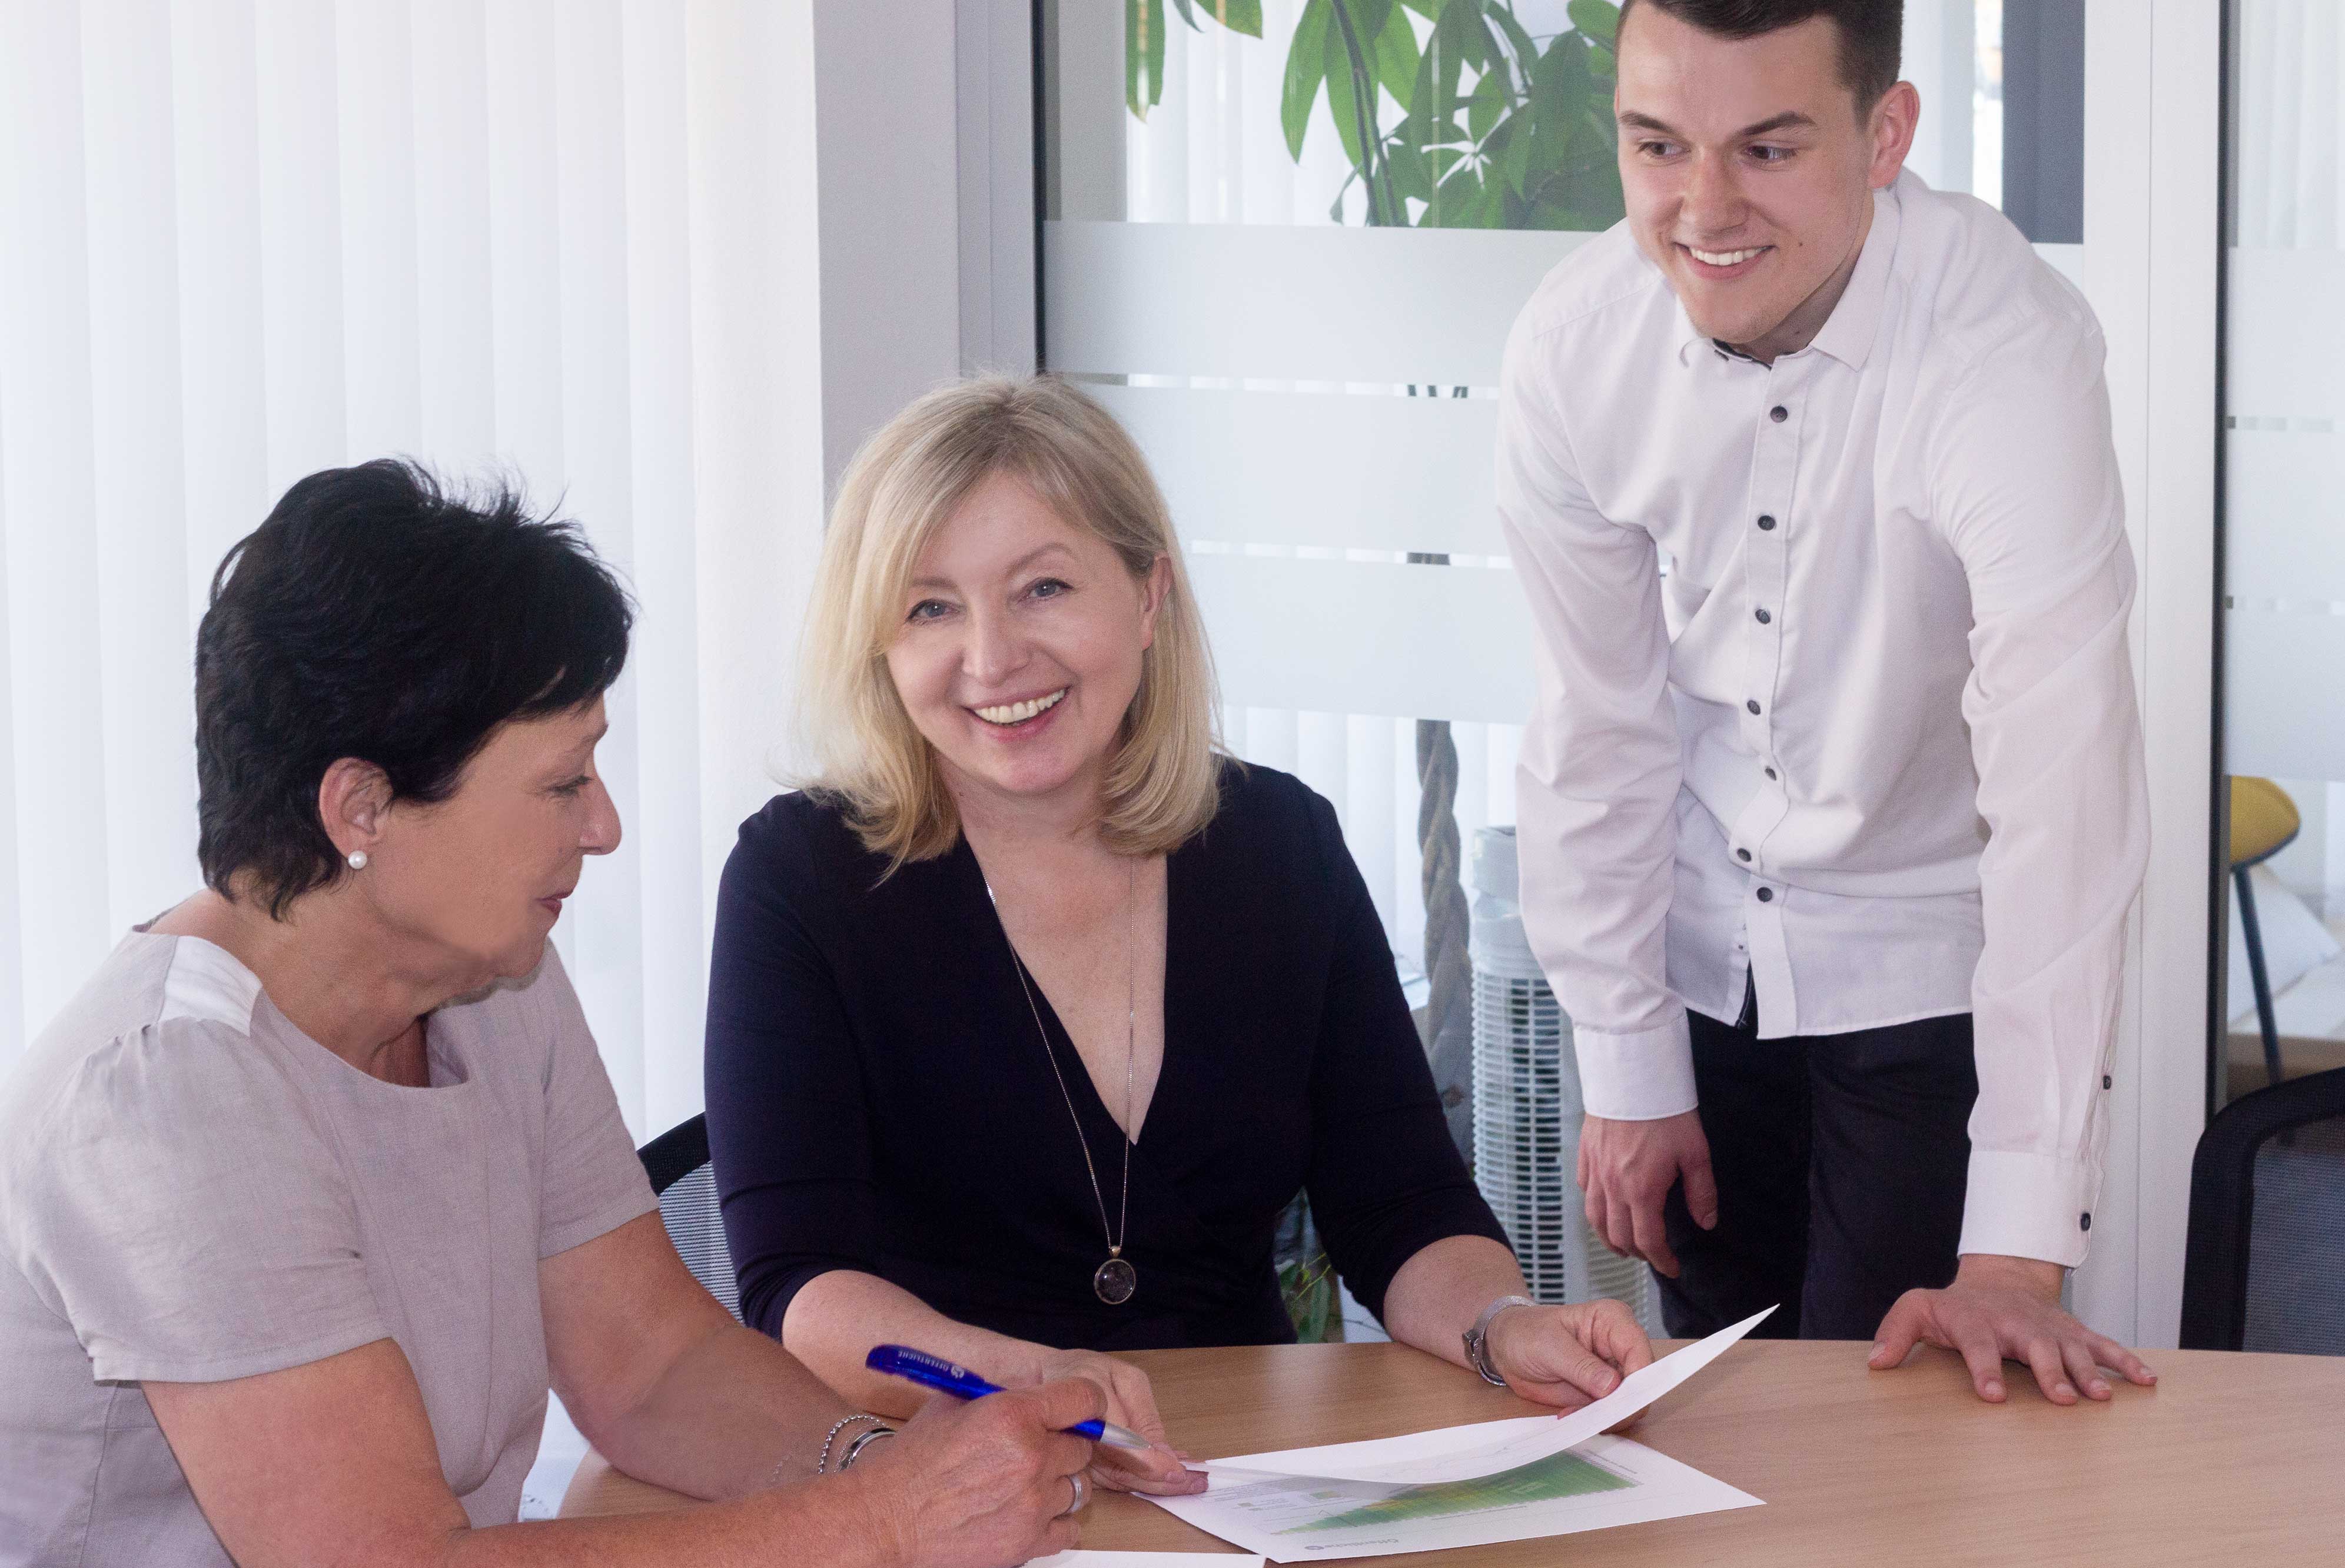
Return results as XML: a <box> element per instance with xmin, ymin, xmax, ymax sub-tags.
<box><xmin>1282</xmin><ymin>0</ymin><xmax>1333</xmax><ymax>158</ymax></box>
<box><xmin>1170</xmin><ymin>0</ymin><xmax>1200</xmax><ymax>29</ymax></box>
<box><xmin>1201</xmin><ymin>0</ymin><xmax>1265</xmax><ymax>36</ymax></box>
<box><xmin>1464</xmin><ymin>164</ymin><xmax>1506</xmax><ymax>226</ymax></box>
<box><xmin>1484</xmin><ymin>3</ymin><xmax>1539</xmax><ymax>91</ymax></box>
<box><xmin>1465</xmin><ymin>65</ymin><xmax>1508</xmax><ymax>143</ymax></box>
<box><xmin>1403</xmin><ymin>0</ymin><xmax>1475</xmax><ymax>151</ymax></box>
<box><xmin>1324</xmin><ymin>0</ymin><xmax>1397</xmax><ymax>215</ymax></box>
<box><xmin>1324</xmin><ymin>5</ymin><xmax>1371</xmax><ymax>175</ymax></box>
<box><xmin>1386</xmin><ymin>141</ymin><xmax>1435</xmax><ymax>204</ymax></box>
<box><xmin>1568</xmin><ymin>0</ymin><xmax>1620</xmax><ymax>45</ymax></box>
<box><xmin>1373</xmin><ymin>0</ymin><xmax>1420</xmax><ymax>113</ymax></box>
<box><xmin>1127</xmin><ymin>0</ymin><xmax>1168</xmax><ymax>121</ymax></box>
<box><xmin>1502</xmin><ymin>115</ymin><xmax>1534</xmax><ymax>197</ymax></box>
<box><xmin>1433</xmin><ymin>0</ymin><xmax>1488</xmax><ymax>74</ymax></box>
<box><xmin>1531</xmin><ymin>22</ymin><xmax>1595</xmax><ymax>119</ymax></box>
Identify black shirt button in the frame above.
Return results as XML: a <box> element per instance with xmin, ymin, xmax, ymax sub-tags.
<box><xmin>1736</xmin><ymin>849</ymin><xmax>1752</xmax><ymax>862</ymax></box>
<box><xmin>1755</xmin><ymin>609</ymin><xmax>1772</xmax><ymax>624</ymax></box>
<box><xmin>2103</xmin><ymin>1075</ymin><xmax>2113</xmax><ymax>1089</ymax></box>
<box><xmin>1746</xmin><ymin>699</ymin><xmax>1761</xmax><ymax>715</ymax></box>
<box><xmin>1770</xmin><ymin>405</ymin><xmax>1788</xmax><ymax>423</ymax></box>
<box><xmin>1756</xmin><ymin>886</ymin><xmax>1775</xmax><ymax>902</ymax></box>
<box><xmin>1765</xmin><ymin>767</ymin><xmax>1778</xmax><ymax>780</ymax></box>
<box><xmin>2081</xmin><ymin>1212</ymin><xmax>2092</xmax><ymax>1232</ymax></box>
<box><xmin>1757</xmin><ymin>514</ymin><xmax>1777</xmax><ymax>531</ymax></box>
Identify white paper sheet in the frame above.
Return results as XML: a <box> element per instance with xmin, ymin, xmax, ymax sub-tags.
<box><xmin>1028</xmin><ymin>1554</ymin><xmax>1264</xmax><ymax>1566</ymax></box>
<box><xmin>1193</xmin><ymin>1305</ymin><xmax>1773</xmax><ymax>1487</ymax></box>
<box><xmin>1151</xmin><ymin>1433</ymin><xmax>1760</xmax><ymax>1563</ymax></box>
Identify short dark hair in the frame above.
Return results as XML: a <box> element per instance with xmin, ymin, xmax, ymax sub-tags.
<box><xmin>1616</xmin><ymin>0</ymin><xmax>1902</xmax><ymax>115</ymax></box>
<box><xmin>195</xmin><ymin>459</ymin><xmax>633</xmax><ymax>917</ymax></box>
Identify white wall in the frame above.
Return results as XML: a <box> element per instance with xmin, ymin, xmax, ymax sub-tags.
<box><xmin>813</xmin><ymin>0</ymin><xmax>966</xmax><ymax>491</ymax></box>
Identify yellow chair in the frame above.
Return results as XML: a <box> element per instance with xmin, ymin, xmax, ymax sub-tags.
<box><xmin>2231</xmin><ymin>776</ymin><xmax>2303</xmax><ymax>1089</ymax></box>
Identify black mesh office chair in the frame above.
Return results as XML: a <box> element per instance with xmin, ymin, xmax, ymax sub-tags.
<box><xmin>639</xmin><ymin>1113</ymin><xmax>742</xmax><ymax>1323</ymax></box>
<box><xmin>2180</xmin><ymin>1067</ymin><xmax>2345</xmax><ymax>1353</ymax></box>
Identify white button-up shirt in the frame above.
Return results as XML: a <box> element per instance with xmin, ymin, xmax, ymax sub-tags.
<box><xmin>1495</xmin><ymin>172</ymin><xmax>2148</xmax><ymax>1268</ymax></box>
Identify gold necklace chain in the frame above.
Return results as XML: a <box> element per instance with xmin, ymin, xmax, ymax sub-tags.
<box><xmin>992</xmin><ymin>856</ymin><xmax>1138</xmax><ymax>1300</ymax></box>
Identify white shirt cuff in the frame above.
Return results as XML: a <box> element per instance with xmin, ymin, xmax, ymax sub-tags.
<box><xmin>1571</xmin><ymin>1014</ymin><xmax>1698</xmax><ymax>1121</ymax></box>
<box><xmin>1958</xmin><ymin>1150</ymin><xmax>2098</xmax><ymax>1270</ymax></box>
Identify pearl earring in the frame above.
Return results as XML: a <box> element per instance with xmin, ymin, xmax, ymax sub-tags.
<box><xmin>347</xmin><ymin>851</ymin><xmax>369</xmax><ymax>871</ymax></box>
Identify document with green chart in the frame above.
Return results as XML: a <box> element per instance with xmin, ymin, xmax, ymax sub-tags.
<box><xmin>1148</xmin><ymin>1310</ymin><xmax>1771</xmax><ymax>1561</ymax></box>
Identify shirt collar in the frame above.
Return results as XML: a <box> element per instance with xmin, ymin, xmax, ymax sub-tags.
<box><xmin>1671</xmin><ymin>171</ymin><xmax>1908</xmax><ymax>371</ymax></box>
<box><xmin>1671</xmin><ymin>294</ymin><xmax>1709</xmax><ymax>367</ymax></box>
<box><xmin>1806</xmin><ymin>172</ymin><xmax>1904</xmax><ymax>370</ymax></box>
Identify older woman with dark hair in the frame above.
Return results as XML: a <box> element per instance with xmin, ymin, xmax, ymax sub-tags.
<box><xmin>0</xmin><ymin>461</ymin><xmax>1097</xmax><ymax>1568</ymax></box>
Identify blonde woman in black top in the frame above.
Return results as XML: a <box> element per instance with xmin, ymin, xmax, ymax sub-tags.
<box><xmin>705</xmin><ymin>377</ymin><xmax>1652</xmax><ymax>1501</ymax></box>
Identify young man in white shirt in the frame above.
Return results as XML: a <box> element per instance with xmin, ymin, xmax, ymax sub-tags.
<box><xmin>1497</xmin><ymin>0</ymin><xmax>2160</xmax><ymax>1406</ymax></box>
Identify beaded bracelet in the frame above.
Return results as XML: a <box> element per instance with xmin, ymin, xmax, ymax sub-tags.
<box><xmin>812</xmin><ymin>1413</ymin><xmax>889</xmax><ymax>1477</ymax></box>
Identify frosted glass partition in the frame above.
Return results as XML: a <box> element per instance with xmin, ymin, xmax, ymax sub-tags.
<box><xmin>2216</xmin><ymin>0</ymin><xmax>2345</xmax><ymax>1100</ymax></box>
<box><xmin>1045</xmin><ymin>221</ymin><xmax>1587</xmax><ymax>383</ymax></box>
<box><xmin>1087</xmin><ymin>382</ymin><xmax>1507</xmax><ymax>556</ymax></box>
<box><xmin>1190</xmin><ymin>553</ymin><xmax>1534</xmax><ymax>722</ymax></box>
<box><xmin>2223</xmin><ymin>98</ymin><xmax>2345</xmax><ymax>776</ymax></box>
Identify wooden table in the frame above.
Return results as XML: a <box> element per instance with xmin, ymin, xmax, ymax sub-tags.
<box><xmin>563</xmin><ymin>1338</ymin><xmax>2345</xmax><ymax>1563</ymax></box>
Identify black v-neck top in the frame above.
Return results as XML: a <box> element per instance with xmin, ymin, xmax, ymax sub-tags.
<box><xmin>703</xmin><ymin>761</ymin><xmax>1506</xmax><ymax>1353</ymax></box>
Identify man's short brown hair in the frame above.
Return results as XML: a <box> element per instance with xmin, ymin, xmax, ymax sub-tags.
<box><xmin>1616</xmin><ymin>0</ymin><xmax>1903</xmax><ymax>115</ymax></box>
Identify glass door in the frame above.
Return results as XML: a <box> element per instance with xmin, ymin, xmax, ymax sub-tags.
<box><xmin>2215</xmin><ymin>0</ymin><xmax>2345</xmax><ymax>1108</ymax></box>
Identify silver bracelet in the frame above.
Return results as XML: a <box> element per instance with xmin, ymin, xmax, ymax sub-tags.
<box><xmin>815</xmin><ymin>1413</ymin><xmax>889</xmax><ymax>1476</ymax></box>
<box><xmin>839</xmin><ymin>1424</ymin><xmax>899</xmax><ymax>1470</ymax></box>
<box><xmin>1462</xmin><ymin>1294</ymin><xmax>1540</xmax><ymax>1387</ymax></box>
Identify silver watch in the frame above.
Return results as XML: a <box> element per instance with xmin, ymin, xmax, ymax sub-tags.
<box><xmin>1462</xmin><ymin>1294</ymin><xmax>1539</xmax><ymax>1387</ymax></box>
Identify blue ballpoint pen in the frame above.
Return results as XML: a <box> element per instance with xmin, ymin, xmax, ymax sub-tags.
<box><xmin>865</xmin><ymin>1345</ymin><xmax>1152</xmax><ymax>1449</ymax></box>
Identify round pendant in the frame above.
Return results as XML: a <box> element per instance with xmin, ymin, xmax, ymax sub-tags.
<box><xmin>1094</xmin><ymin>1255</ymin><xmax>1137</xmax><ymax>1305</ymax></box>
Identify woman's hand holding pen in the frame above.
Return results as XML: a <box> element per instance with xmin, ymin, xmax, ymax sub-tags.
<box><xmin>844</xmin><ymin>1377</ymin><xmax>1105</xmax><ymax>1568</ymax></box>
<box><xmin>1030</xmin><ymin>1347</ymin><xmax>1208</xmax><ymax>1496</ymax></box>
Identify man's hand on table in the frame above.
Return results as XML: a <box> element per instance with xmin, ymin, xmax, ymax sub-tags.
<box><xmin>1484</xmin><ymin>1298</ymin><xmax>1655</xmax><ymax>1412</ymax></box>
<box><xmin>1869</xmin><ymin>1254</ymin><xmax>2159</xmax><ymax>1404</ymax></box>
<box><xmin>1577</xmin><ymin>1109</ymin><xmax>1718</xmax><ymax>1278</ymax></box>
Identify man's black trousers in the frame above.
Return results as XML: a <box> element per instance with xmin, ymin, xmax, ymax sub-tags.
<box><xmin>1655</xmin><ymin>993</ymin><xmax>1979</xmax><ymax>1341</ymax></box>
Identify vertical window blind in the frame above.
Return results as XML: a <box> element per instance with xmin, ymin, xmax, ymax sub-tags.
<box><xmin>0</xmin><ymin>0</ymin><xmax>826</xmax><ymax>1142</ymax></box>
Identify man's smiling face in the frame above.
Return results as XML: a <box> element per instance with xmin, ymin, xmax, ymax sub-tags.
<box><xmin>1613</xmin><ymin>6</ymin><xmax>1915</xmax><ymax>361</ymax></box>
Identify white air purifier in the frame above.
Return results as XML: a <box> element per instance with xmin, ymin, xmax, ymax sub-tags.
<box><xmin>1469</xmin><ymin>826</ymin><xmax>1658</xmax><ymax>1330</ymax></box>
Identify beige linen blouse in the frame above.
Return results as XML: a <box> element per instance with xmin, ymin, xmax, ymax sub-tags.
<box><xmin>0</xmin><ymin>929</ymin><xmax>656</xmax><ymax>1566</ymax></box>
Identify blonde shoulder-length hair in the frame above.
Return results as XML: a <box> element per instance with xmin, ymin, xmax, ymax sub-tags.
<box><xmin>798</xmin><ymin>374</ymin><xmax>1226</xmax><ymax>871</ymax></box>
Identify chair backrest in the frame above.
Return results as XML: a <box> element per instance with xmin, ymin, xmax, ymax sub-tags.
<box><xmin>637</xmin><ymin>1114</ymin><xmax>742</xmax><ymax>1324</ymax></box>
<box><xmin>2181</xmin><ymin>1068</ymin><xmax>2345</xmax><ymax>1352</ymax></box>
